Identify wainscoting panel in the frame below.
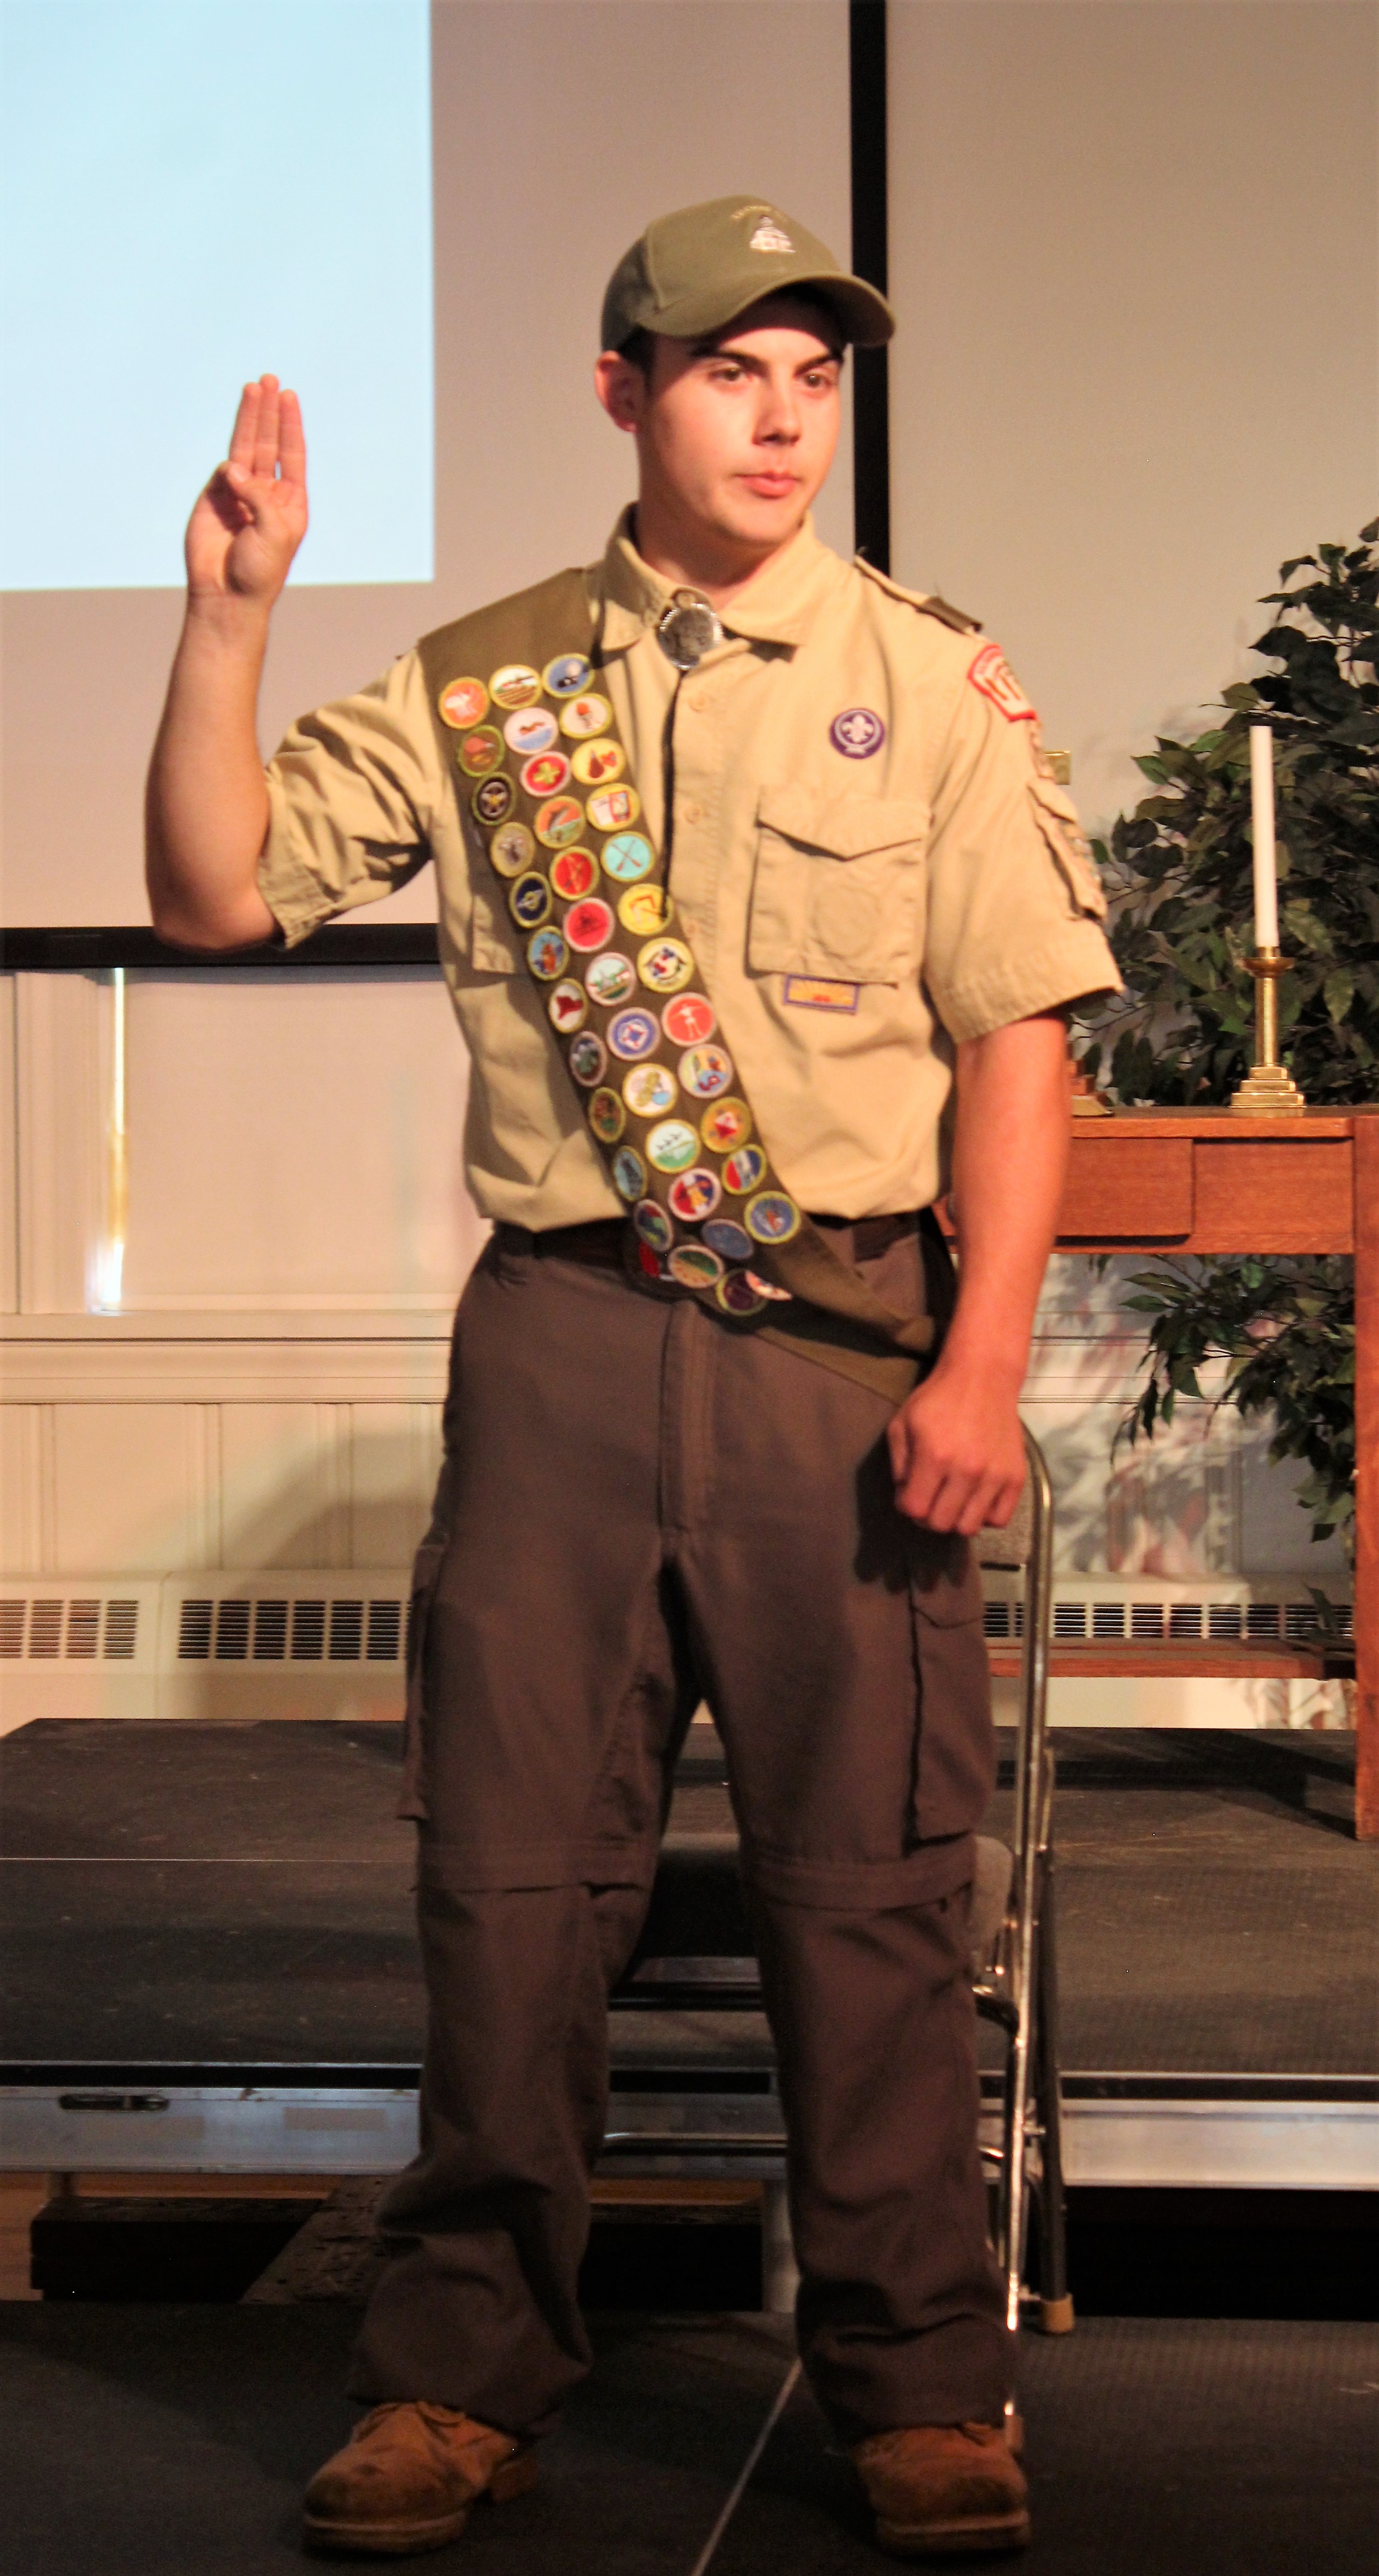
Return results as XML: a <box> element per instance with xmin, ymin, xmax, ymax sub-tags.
<box><xmin>119</xmin><ymin>971</ymin><xmax>483</xmax><ymax>1310</ymax></box>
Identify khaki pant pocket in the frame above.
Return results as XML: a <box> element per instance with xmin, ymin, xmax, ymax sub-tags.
<box><xmin>909</xmin><ymin>1531</ymin><xmax>996</xmax><ymax>1841</ymax></box>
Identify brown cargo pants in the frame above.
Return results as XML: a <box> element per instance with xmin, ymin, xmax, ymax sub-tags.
<box><xmin>348</xmin><ymin>1217</ymin><xmax>1010</xmax><ymax>2443</ymax></box>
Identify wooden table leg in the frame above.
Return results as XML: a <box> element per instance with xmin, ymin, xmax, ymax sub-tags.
<box><xmin>1353</xmin><ymin>1115</ymin><xmax>1379</xmax><ymax>1838</ymax></box>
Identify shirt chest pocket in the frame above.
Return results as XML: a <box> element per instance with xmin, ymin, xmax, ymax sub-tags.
<box><xmin>748</xmin><ymin>784</ymin><xmax>931</xmax><ymax>986</ymax></box>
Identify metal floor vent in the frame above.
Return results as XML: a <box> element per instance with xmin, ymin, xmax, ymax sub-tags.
<box><xmin>175</xmin><ymin>1593</ymin><xmax>404</xmax><ymax>1666</ymax></box>
<box><xmin>981</xmin><ymin>1578</ymin><xmax>1351</xmax><ymax>1648</ymax></box>
<box><xmin>0</xmin><ymin>1595</ymin><xmax>142</xmax><ymax>1660</ymax></box>
<box><xmin>0</xmin><ymin>1573</ymin><xmax>413</xmax><ymax>1728</ymax></box>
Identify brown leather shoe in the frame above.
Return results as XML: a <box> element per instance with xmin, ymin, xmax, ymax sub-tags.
<box><xmin>301</xmin><ymin>2400</ymin><xmax>537</xmax><ymax>2557</ymax></box>
<box><xmin>853</xmin><ymin>2422</ymin><xmax>1031</xmax><ymax>2558</ymax></box>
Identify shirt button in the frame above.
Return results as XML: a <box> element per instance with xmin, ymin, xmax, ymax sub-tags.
<box><xmin>683</xmin><ymin>802</ymin><xmax>703</xmax><ymax>824</ymax></box>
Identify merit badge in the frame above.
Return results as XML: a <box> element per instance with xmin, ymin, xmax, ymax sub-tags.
<box><xmin>559</xmin><ymin>691</ymin><xmax>611</xmax><ymax>741</ymax></box>
<box><xmin>716</xmin><ymin>1270</ymin><xmax>767</xmax><ymax>1317</ymax></box>
<box><xmin>829</xmin><ymin>706</ymin><xmax>886</xmax><ymax>759</ymax></box>
<box><xmin>668</xmin><ymin>1243</ymin><xmax>724</xmax><ymax>1290</ymax></box>
<box><xmin>534</xmin><ymin>796</ymin><xmax>586</xmax><ymax>850</ymax></box>
<box><xmin>611</xmin><ymin>1146</ymin><xmax>646</xmax><ymax>1202</ymax></box>
<box><xmin>745</xmin><ymin>1190</ymin><xmax>802</xmax><ymax>1244</ymax></box>
<box><xmin>521</xmin><ymin>750</ymin><xmax>571</xmax><ymax>798</ymax></box>
<box><xmin>563</xmin><ymin>896</ymin><xmax>615</xmax><ymax>952</ymax></box>
<box><xmin>489</xmin><ymin>662</ymin><xmax>542</xmax><ymax>710</ymax></box>
<box><xmin>646</xmin><ymin>1119</ymin><xmax>698</xmax><ymax>1174</ymax></box>
<box><xmin>622</xmin><ymin>1062</ymin><xmax>678</xmax><ymax>1119</ymax></box>
<box><xmin>588</xmin><ymin>1088</ymin><xmax>625</xmax><ymax>1145</ymax></box>
<box><xmin>702</xmin><ymin>1216</ymin><xmax>753</xmax><ymax>1263</ymax></box>
<box><xmin>607</xmin><ymin>1007</ymin><xmax>660</xmax><ymax>1062</ymax></box>
<box><xmin>504</xmin><ymin>706</ymin><xmax>558</xmax><ymax>757</ymax></box>
<box><xmin>509</xmin><ymin>871</ymin><xmax>553</xmax><ymax>929</ymax></box>
<box><xmin>572</xmin><ymin>738</ymin><xmax>625</xmax><ymax>788</ymax></box>
<box><xmin>543</xmin><ymin>652</ymin><xmax>593</xmax><ymax>698</ymax></box>
<box><xmin>668</xmin><ymin>1167</ymin><xmax>721</xmax><ymax>1223</ymax></box>
<box><xmin>747</xmin><ymin>1269</ymin><xmax>793</xmax><ymax>1302</ymax></box>
<box><xmin>438</xmin><ymin>676</ymin><xmax>488</xmax><ymax>729</ymax></box>
<box><xmin>633</xmin><ymin>1199</ymin><xmax>674</xmax><ymax>1254</ymax></box>
<box><xmin>618</xmin><ymin>883</ymin><xmax>673</xmax><ymax>937</ymax></box>
<box><xmin>967</xmin><ymin>641</ymin><xmax>1036</xmax><ymax>723</ymax></box>
<box><xmin>525</xmin><ymin>927</ymin><xmax>567</xmax><ymax>981</ymax></box>
<box><xmin>722</xmin><ymin>1144</ymin><xmax>767</xmax><ymax>1195</ymax></box>
<box><xmin>678</xmin><ymin>1042</ymin><xmax>733</xmax><ymax>1099</ymax></box>
<box><xmin>548</xmin><ymin>980</ymin><xmax>587</xmax><ymax>1035</ymax></box>
<box><xmin>638</xmin><ymin>1242</ymin><xmax>669</xmax><ymax>1282</ymax></box>
<box><xmin>457</xmin><ymin>726</ymin><xmax>504</xmax><ymax>777</ymax></box>
<box><xmin>489</xmin><ymin>820</ymin><xmax>535</xmax><ymax>877</ymax></box>
<box><xmin>471</xmin><ymin>773</ymin><xmax>516</xmax><ymax>827</ymax></box>
<box><xmin>567</xmin><ymin>1031</ymin><xmax>606</xmax><ymax>1086</ymax></box>
<box><xmin>638</xmin><ymin>937</ymin><xmax>694</xmax><ymax>996</ymax></box>
<box><xmin>662</xmin><ymin>992</ymin><xmax>716</xmax><ymax>1046</ymax></box>
<box><xmin>549</xmin><ymin>847</ymin><xmax>598</xmax><ymax>902</ymax></box>
<box><xmin>601</xmin><ymin>831</ymin><xmax>654</xmax><ymax>884</ymax></box>
<box><xmin>587</xmin><ymin>783</ymin><xmax>640</xmax><ymax>834</ymax></box>
<box><xmin>700</xmin><ymin>1097</ymin><xmax>752</xmax><ymax>1155</ymax></box>
<box><xmin>585</xmin><ymin>950</ymin><xmax>636</xmax><ymax>1007</ymax></box>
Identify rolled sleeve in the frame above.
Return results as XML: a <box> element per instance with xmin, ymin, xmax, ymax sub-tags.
<box><xmin>922</xmin><ymin>656</ymin><xmax>1121</xmax><ymax>1042</ymax></box>
<box><xmin>257</xmin><ymin>648</ymin><xmax>441</xmax><ymax>946</ymax></box>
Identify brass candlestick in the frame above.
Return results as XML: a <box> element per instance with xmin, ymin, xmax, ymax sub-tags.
<box><xmin>1230</xmin><ymin>949</ymin><xmax>1306</xmax><ymax>1113</ymax></box>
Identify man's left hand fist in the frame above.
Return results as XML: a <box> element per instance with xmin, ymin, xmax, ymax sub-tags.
<box><xmin>887</xmin><ymin>1364</ymin><xmax>1026</xmax><ymax>1535</ymax></box>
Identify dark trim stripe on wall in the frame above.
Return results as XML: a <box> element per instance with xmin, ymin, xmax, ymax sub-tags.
<box><xmin>10</xmin><ymin>13</ymin><xmax>894</xmax><ymax>973</ymax></box>
<box><xmin>849</xmin><ymin>0</ymin><xmax>890</xmax><ymax>574</ymax></box>
<box><xmin>0</xmin><ymin>925</ymin><xmax>441</xmax><ymax>972</ymax></box>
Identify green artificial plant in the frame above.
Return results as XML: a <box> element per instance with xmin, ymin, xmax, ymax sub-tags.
<box><xmin>1075</xmin><ymin>522</ymin><xmax>1378</xmax><ymax>1566</ymax></box>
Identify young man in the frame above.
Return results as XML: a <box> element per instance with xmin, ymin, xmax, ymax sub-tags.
<box><xmin>147</xmin><ymin>197</ymin><xmax>1116</xmax><ymax>2560</ymax></box>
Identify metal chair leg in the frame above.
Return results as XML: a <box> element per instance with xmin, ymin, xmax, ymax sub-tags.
<box><xmin>1033</xmin><ymin>1845</ymin><xmax>1074</xmax><ymax>2333</ymax></box>
<box><xmin>761</xmin><ymin>2180</ymin><xmax>800</xmax><ymax>2317</ymax></box>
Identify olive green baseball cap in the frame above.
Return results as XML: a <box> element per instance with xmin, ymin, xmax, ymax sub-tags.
<box><xmin>601</xmin><ymin>195</ymin><xmax>895</xmax><ymax>353</ymax></box>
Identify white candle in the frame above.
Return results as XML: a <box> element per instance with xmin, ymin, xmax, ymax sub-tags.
<box><xmin>1249</xmin><ymin>720</ymin><xmax>1279</xmax><ymax>951</ymax></box>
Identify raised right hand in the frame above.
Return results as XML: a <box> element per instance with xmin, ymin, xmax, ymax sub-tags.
<box><xmin>185</xmin><ymin>374</ymin><xmax>308</xmax><ymax>608</ymax></box>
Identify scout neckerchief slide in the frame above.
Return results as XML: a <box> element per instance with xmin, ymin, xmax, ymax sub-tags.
<box><xmin>418</xmin><ymin>570</ymin><xmax>937</xmax><ymax>1405</ymax></box>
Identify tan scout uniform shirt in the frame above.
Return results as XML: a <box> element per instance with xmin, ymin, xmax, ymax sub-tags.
<box><xmin>260</xmin><ymin>512</ymin><xmax>1119</xmax><ymax>1228</ymax></box>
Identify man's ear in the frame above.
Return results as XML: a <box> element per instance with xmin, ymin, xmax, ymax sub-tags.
<box><xmin>595</xmin><ymin>350</ymin><xmax>645</xmax><ymax>434</ymax></box>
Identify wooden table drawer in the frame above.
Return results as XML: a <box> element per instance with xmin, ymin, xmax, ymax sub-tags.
<box><xmin>1191</xmin><ymin>1139</ymin><xmax>1353</xmax><ymax>1253</ymax></box>
<box><xmin>1058</xmin><ymin>1138</ymin><xmax>1193</xmax><ymax>1240</ymax></box>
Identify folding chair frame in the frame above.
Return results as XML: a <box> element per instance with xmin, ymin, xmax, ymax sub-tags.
<box><xmin>974</xmin><ymin>1425</ymin><xmax>1072</xmax><ymax>2335</ymax></box>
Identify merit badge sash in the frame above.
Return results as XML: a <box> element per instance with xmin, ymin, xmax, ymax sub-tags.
<box><xmin>418</xmin><ymin>571</ymin><xmax>937</xmax><ymax>1404</ymax></box>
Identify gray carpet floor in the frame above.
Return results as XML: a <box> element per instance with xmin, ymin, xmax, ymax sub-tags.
<box><xmin>3</xmin><ymin>2303</ymin><xmax>1376</xmax><ymax>2575</ymax></box>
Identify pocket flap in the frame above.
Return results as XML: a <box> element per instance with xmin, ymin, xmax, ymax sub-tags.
<box><xmin>909</xmin><ymin>1530</ymin><xmax>984</xmax><ymax>1625</ymax></box>
<box><xmin>757</xmin><ymin>782</ymin><xmax>930</xmax><ymax>860</ymax></box>
<box><xmin>1029</xmin><ymin>775</ymin><xmax>1107</xmax><ymax>919</ymax></box>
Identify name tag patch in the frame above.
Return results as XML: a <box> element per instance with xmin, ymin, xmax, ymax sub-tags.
<box><xmin>782</xmin><ymin>974</ymin><xmax>860</xmax><ymax>1014</ymax></box>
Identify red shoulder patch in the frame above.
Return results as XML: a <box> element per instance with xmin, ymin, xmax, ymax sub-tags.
<box><xmin>968</xmin><ymin>641</ymin><xmax>1037</xmax><ymax>724</ymax></box>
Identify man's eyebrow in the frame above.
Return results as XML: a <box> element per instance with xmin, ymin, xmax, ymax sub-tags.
<box><xmin>688</xmin><ymin>339</ymin><xmax>843</xmax><ymax>369</ymax></box>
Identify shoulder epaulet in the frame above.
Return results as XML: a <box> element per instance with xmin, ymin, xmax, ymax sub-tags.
<box><xmin>853</xmin><ymin>556</ymin><xmax>983</xmax><ymax>635</ymax></box>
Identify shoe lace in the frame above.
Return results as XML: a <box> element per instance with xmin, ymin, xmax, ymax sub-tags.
<box><xmin>351</xmin><ymin>2400</ymin><xmax>471</xmax><ymax>2445</ymax></box>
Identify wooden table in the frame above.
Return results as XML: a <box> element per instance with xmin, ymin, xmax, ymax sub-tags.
<box><xmin>1051</xmin><ymin>1108</ymin><xmax>1377</xmax><ymax>1837</ymax></box>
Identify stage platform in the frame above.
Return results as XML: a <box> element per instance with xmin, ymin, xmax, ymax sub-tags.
<box><xmin>2</xmin><ymin>1720</ymin><xmax>1375</xmax><ymax>2189</ymax></box>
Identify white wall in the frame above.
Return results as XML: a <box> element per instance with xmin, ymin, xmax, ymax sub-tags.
<box><xmin>887</xmin><ymin>0</ymin><xmax>1379</xmax><ymax>833</ymax></box>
